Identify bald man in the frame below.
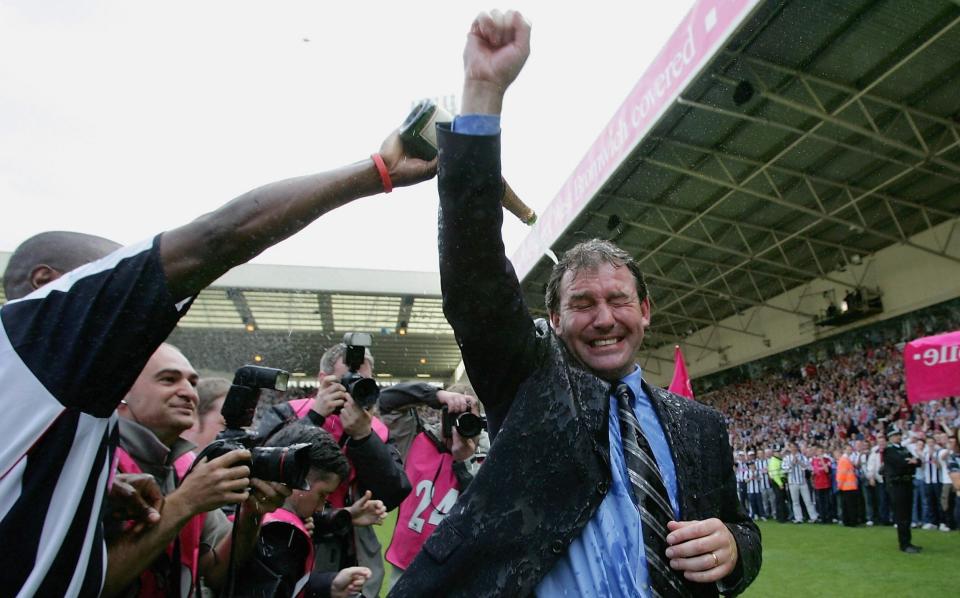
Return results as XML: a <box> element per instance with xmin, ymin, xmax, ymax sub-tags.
<box><xmin>0</xmin><ymin>131</ymin><xmax>435</xmax><ymax>597</ymax></box>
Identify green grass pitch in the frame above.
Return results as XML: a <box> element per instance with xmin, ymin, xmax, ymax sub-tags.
<box><xmin>375</xmin><ymin>516</ymin><xmax>959</xmax><ymax>596</ymax></box>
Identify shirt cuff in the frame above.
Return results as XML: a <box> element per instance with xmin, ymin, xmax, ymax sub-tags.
<box><xmin>304</xmin><ymin>410</ymin><xmax>326</xmax><ymax>427</ymax></box>
<box><xmin>452</xmin><ymin>114</ymin><xmax>501</xmax><ymax>135</ymax></box>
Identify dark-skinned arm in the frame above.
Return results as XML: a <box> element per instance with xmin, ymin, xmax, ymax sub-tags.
<box><xmin>102</xmin><ymin>489</ymin><xmax>198</xmax><ymax>598</ymax></box>
<box><xmin>160</xmin><ymin>133</ymin><xmax>435</xmax><ymax>301</ymax></box>
<box><xmin>102</xmin><ymin>450</ymin><xmax>255</xmax><ymax>597</ymax></box>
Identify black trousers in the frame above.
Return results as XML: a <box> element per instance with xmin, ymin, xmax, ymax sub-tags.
<box><xmin>841</xmin><ymin>490</ymin><xmax>859</xmax><ymax>526</ymax></box>
<box><xmin>888</xmin><ymin>482</ymin><xmax>913</xmax><ymax>549</ymax></box>
<box><xmin>815</xmin><ymin>488</ymin><xmax>832</xmax><ymax>522</ymax></box>
<box><xmin>773</xmin><ymin>485</ymin><xmax>789</xmax><ymax>522</ymax></box>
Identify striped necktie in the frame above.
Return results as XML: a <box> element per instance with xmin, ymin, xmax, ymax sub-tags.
<box><xmin>614</xmin><ymin>383</ymin><xmax>689</xmax><ymax>598</ymax></box>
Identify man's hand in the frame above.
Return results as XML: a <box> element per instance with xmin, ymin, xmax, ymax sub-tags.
<box><xmin>379</xmin><ymin>130</ymin><xmax>438</xmax><ymax>188</ymax></box>
<box><xmin>107</xmin><ymin>473</ymin><xmax>163</xmax><ymax>534</ymax></box>
<box><xmin>312</xmin><ymin>374</ymin><xmax>349</xmax><ymax>417</ymax></box>
<box><xmin>331</xmin><ymin>566</ymin><xmax>371</xmax><ymax>598</ymax></box>
<box><xmin>436</xmin><ymin>389</ymin><xmax>474</xmax><ymax>414</ymax></box>
<box><xmin>450</xmin><ymin>427</ymin><xmax>479</xmax><ymax>463</ymax></box>
<box><xmin>168</xmin><ymin>449</ymin><xmax>252</xmax><ymax>515</ymax></box>
<box><xmin>664</xmin><ymin>519</ymin><xmax>738</xmax><ymax>583</ymax></box>
<box><xmin>346</xmin><ymin>490</ymin><xmax>387</xmax><ymax>527</ymax></box>
<box><xmin>340</xmin><ymin>393</ymin><xmax>373</xmax><ymax>441</ymax></box>
<box><xmin>462</xmin><ymin>10</ymin><xmax>531</xmax><ymax>115</ymax></box>
<box><xmin>438</xmin><ymin>391</ymin><xmax>480</xmax><ymax>461</ymax></box>
<box><xmin>238</xmin><ymin>479</ymin><xmax>291</xmax><ymax>520</ymax></box>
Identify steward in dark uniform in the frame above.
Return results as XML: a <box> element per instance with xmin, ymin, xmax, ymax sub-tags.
<box><xmin>883</xmin><ymin>425</ymin><xmax>922</xmax><ymax>553</ymax></box>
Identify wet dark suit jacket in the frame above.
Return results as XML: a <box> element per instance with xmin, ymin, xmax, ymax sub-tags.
<box><xmin>390</xmin><ymin>126</ymin><xmax>761</xmax><ymax>597</ymax></box>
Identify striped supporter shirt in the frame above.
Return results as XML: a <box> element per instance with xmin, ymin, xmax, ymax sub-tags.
<box><xmin>755</xmin><ymin>458</ymin><xmax>771</xmax><ymax>490</ymax></box>
<box><xmin>782</xmin><ymin>453</ymin><xmax>809</xmax><ymax>485</ymax></box>
<box><xmin>0</xmin><ymin>236</ymin><xmax>192</xmax><ymax>597</ymax></box>
<box><xmin>923</xmin><ymin>447</ymin><xmax>943</xmax><ymax>484</ymax></box>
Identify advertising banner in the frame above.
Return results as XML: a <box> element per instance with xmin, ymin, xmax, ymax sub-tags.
<box><xmin>904</xmin><ymin>329</ymin><xmax>960</xmax><ymax>404</ymax></box>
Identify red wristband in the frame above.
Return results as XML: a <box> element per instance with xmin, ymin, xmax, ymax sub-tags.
<box><xmin>371</xmin><ymin>153</ymin><xmax>393</xmax><ymax>194</ymax></box>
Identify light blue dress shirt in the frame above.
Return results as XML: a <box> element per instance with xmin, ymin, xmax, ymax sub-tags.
<box><xmin>536</xmin><ymin>366</ymin><xmax>679</xmax><ymax>597</ymax></box>
<box><xmin>452</xmin><ymin>115</ymin><xmax>681</xmax><ymax>596</ymax></box>
<box><xmin>451</xmin><ymin>113</ymin><xmax>501</xmax><ymax>135</ymax></box>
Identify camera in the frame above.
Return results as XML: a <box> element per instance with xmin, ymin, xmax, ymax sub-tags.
<box><xmin>194</xmin><ymin>364</ymin><xmax>311</xmax><ymax>490</ymax></box>
<box><xmin>313</xmin><ymin>506</ymin><xmax>352</xmax><ymax>537</ymax></box>
<box><xmin>442</xmin><ymin>407</ymin><xmax>487</xmax><ymax>439</ymax></box>
<box><xmin>338</xmin><ymin>332</ymin><xmax>380</xmax><ymax>411</ymax></box>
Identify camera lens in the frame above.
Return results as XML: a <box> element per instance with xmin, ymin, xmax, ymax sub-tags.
<box><xmin>343</xmin><ymin>374</ymin><xmax>380</xmax><ymax>410</ymax></box>
<box><xmin>315</xmin><ymin>507</ymin><xmax>352</xmax><ymax>536</ymax></box>
<box><xmin>454</xmin><ymin>413</ymin><xmax>484</xmax><ymax>438</ymax></box>
<box><xmin>250</xmin><ymin>443</ymin><xmax>311</xmax><ymax>490</ymax></box>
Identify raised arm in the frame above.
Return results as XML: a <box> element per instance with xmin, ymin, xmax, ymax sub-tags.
<box><xmin>161</xmin><ymin>132</ymin><xmax>435</xmax><ymax>301</ymax></box>
<box><xmin>438</xmin><ymin>10</ymin><xmax>536</xmax><ymax>423</ymax></box>
<box><xmin>379</xmin><ymin>384</ymin><xmax>476</xmax><ymax>462</ymax></box>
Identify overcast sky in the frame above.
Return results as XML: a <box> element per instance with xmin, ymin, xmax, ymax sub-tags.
<box><xmin>1</xmin><ymin>0</ymin><xmax>695</xmax><ymax>272</ymax></box>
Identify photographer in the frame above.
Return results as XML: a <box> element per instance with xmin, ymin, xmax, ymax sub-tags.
<box><xmin>377</xmin><ymin>382</ymin><xmax>481</xmax><ymax>588</ymax></box>
<box><xmin>104</xmin><ymin>343</ymin><xmax>291</xmax><ymax>597</ymax></box>
<box><xmin>239</xmin><ymin>422</ymin><xmax>385</xmax><ymax>598</ymax></box>
<box><xmin>256</xmin><ymin>342</ymin><xmax>411</xmax><ymax>597</ymax></box>
<box><xmin>0</xmin><ymin>125</ymin><xmax>435</xmax><ymax>596</ymax></box>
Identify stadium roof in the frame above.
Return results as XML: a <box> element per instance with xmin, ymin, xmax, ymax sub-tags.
<box><xmin>512</xmin><ymin>0</ymin><xmax>960</xmax><ymax>364</ymax></box>
<box><xmin>0</xmin><ymin>255</ymin><xmax>460</xmax><ymax>382</ymax></box>
<box><xmin>168</xmin><ymin>264</ymin><xmax>460</xmax><ymax>382</ymax></box>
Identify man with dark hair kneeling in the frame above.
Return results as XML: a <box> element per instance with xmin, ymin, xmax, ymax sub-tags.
<box><xmin>240</xmin><ymin>422</ymin><xmax>387</xmax><ymax>598</ymax></box>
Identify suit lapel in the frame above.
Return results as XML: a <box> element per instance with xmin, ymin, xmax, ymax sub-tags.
<box><xmin>643</xmin><ymin>381</ymin><xmax>696</xmax><ymax>518</ymax></box>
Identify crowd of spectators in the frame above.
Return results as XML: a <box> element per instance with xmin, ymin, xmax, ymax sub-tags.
<box><xmin>700</xmin><ymin>309</ymin><xmax>960</xmax><ymax>532</ymax></box>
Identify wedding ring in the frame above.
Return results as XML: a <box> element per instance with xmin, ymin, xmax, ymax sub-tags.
<box><xmin>710</xmin><ymin>552</ymin><xmax>719</xmax><ymax>568</ymax></box>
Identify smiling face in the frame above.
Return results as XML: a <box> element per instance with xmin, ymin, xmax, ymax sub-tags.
<box><xmin>549</xmin><ymin>263</ymin><xmax>651</xmax><ymax>382</ymax></box>
<box><xmin>120</xmin><ymin>344</ymin><xmax>200</xmax><ymax>447</ymax></box>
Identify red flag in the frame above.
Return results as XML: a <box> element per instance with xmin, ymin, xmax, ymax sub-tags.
<box><xmin>668</xmin><ymin>345</ymin><xmax>695</xmax><ymax>400</ymax></box>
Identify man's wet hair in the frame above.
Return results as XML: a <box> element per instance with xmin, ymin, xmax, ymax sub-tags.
<box><xmin>3</xmin><ymin>231</ymin><xmax>121</xmax><ymax>299</ymax></box>
<box><xmin>544</xmin><ymin>238</ymin><xmax>648</xmax><ymax>314</ymax></box>
<box><xmin>265</xmin><ymin>422</ymin><xmax>349</xmax><ymax>480</ymax></box>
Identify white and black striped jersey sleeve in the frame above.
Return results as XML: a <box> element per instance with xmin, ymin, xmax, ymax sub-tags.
<box><xmin>0</xmin><ymin>235</ymin><xmax>193</xmax><ymax>597</ymax></box>
<box><xmin>1</xmin><ymin>235</ymin><xmax>192</xmax><ymax>417</ymax></box>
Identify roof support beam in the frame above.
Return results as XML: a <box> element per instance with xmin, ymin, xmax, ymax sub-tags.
<box><xmin>315</xmin><ymin>293</ymin><xmax>335</xmax><ymax>332</ymax></box>
<box><xmin>644</xmin><ymin>269</ymin><xmax>809</xmax><ymax>322</ymax></box>
<box><xmin>621</xmin><ymin>215</ymin><xmax>849</xmax><ymax>287</ymax></box>
<box><xmin>227</xmin><ymin>289</ymin><xmax>256</xmax><ymax>331</ymax></box>
<box><xmin>730</xmin><ymin>53</ymin><xmax>960</xmax><ymax>137</ymax></box>
<box><xmin>602</xmin><ymin>193</ymin><xmax>874</xmax><ymax>259</ymax></box>
<box><xmin>657</xmin><ymin>138</ymin><xmax>960</xmax><ymax>222</ymax></box>
<box><xmin>723</xmin><ymin>73</ymin><xmax>960</xmax><ymax>176</ymax></box>
<box><xmin>676</xmin><ymin>97</ymin><xmax>960</xmax><ymax>187</ymax></box>
<box><xmin>643</xmin><ymin>252</ymin><xmax>808</xmax><ymax>311</ymax></box>
<box><xmin>396</xmin><ymin>296</ymin><xmax>415</xmax><ymax>333</ymax></box>
<box><xmin>643</xmin><ymin>153</ymin><xmax>960</xmax><ymax>266</ymax></box>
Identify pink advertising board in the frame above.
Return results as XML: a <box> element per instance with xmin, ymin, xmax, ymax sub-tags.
<box><xmin>511</xmin><ymin>0</ymin><xmax>764</xmax><ymax>279</ymax></box>
<box><xmin>904</xmin><ymin>330</ymin><xmax>960</xmax><ymax>404</ymax></box>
